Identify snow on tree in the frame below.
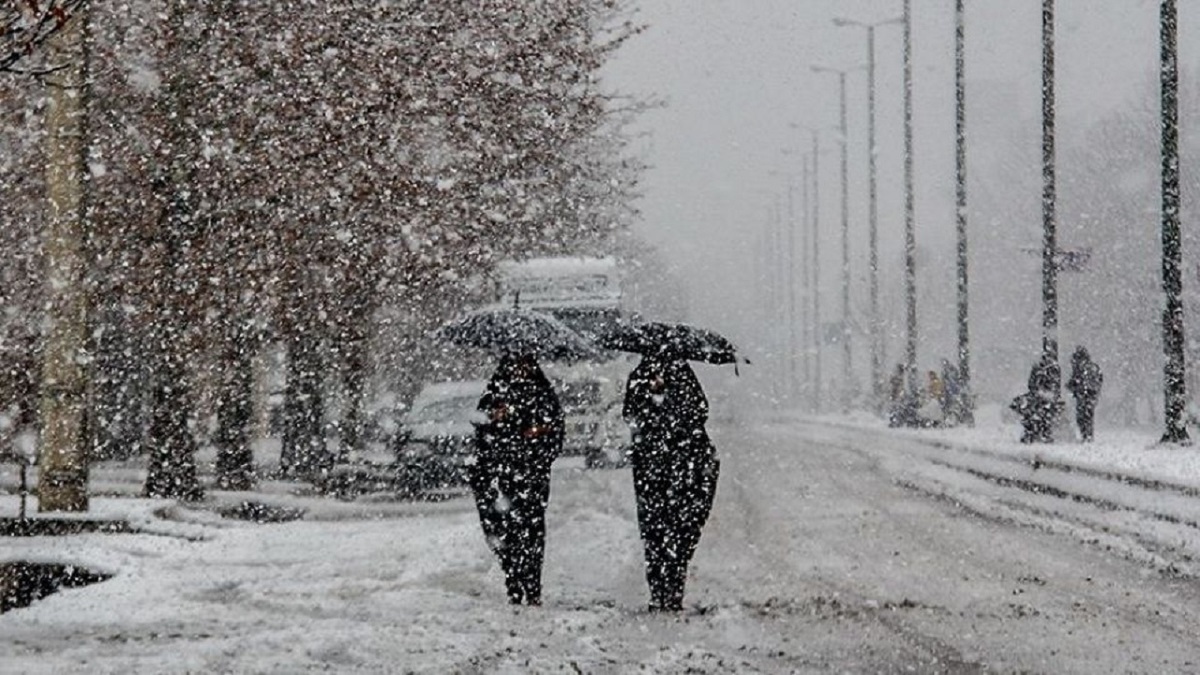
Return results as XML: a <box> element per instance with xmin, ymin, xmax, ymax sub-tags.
<box><xmin>0</xmin><ymin>0</ymin><xmax>647</xmax><ymax>493</ymax></box>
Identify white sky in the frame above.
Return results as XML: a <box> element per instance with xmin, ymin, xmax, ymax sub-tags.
<box><xmin>604</xmin><ymin>0</ymin><xmax>1192</xmax><ymax>343</ymax></box>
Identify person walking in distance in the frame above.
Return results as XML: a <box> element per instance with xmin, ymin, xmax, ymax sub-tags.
<box><xmin>623</xmin><ymin>355</ymin><xmax>719</xmax><ymax>612</ymax></box>
<box><xmin>469</xmin><ymin>353</ymin><xmax>564</xmax><ymax>606</ymax></box>
<box><xmin>1066</xmin><ymin>346</ymin><xmax>1103</xmax><ymax>442</ymax></box>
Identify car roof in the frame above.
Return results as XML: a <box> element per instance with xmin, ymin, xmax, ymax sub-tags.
<box><xmin>411</xmin><ymin>380</ymin><xmax>486</xmax><ymax>407</ymax></box>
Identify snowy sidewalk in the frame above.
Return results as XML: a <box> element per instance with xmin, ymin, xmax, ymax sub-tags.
<box><xmin>782</xmin><ymin>407</ymin><xmax>1200</xmax><ymax>578</ymax></box>
<box><xmin>798</xmin><ymin>406</ymin><xmax>1200</xmax><ymax>492</ymax></box>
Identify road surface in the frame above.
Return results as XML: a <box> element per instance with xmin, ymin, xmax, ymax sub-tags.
<box><xmin>4</xmin><ymin>417</ymin><xmax>1200</xmax><ymax>673</ymax></box>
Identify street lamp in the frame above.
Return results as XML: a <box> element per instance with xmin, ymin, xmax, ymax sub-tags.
<box><xmin>832</xmin><ymin>14</ymin><xmax>902</xmax><ymax>413</ymax></box>
<box><xmin>800</xmin><ymin>151</ymin><xmax>812</xmax><ymax>408</ymax></box>
<box><xmin>1041</xmin><ymin>0</ymin><xmax>1060</xmax><ymax>378</ymax></box>
<box><xmin>768</xmin><ymin>160</ymin><xmax>802</xmax><ymax>407</ymax></box>
<box><xmin>811</xmin><ymin>64</ymin><xmax>862</xmax><ymax>411</ymax></box>
<box><xmin>809</xmin><ymin>129</ymin><xmax>823</xmax><ymax>413</ymax></box>
<box><xmin>902</xmin><ymin>0</ymin><xmax>919</xmax><ymax>404</ymax></box>
<box><xmin>954</xmin><ymin>0</ymin><xmax>973</xmax><ymax>425</ymax></box>
<box><xmin>791</xmin><ymin>126</ymin><xmax>827</xmax><ymax>413</ymax></box>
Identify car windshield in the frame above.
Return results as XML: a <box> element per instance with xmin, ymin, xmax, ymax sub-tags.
<box><xmin>406</xmin><ymin>396</ymin><xmax>478</xmax><ymax>424</ymax></box>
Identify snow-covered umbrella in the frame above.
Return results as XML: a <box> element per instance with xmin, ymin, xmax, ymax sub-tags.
<box><xmin>434</xmin><ymin>308</ymin><xmax>601</xmax><ymax>362</ymax></box>
<box><xmin>597</xmin><ymin>321</ymin><xmax>746</xmax><ymax>367</ymax></box>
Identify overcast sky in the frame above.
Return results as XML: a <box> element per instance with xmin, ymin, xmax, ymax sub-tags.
<box><xmin>603</xmin><ymin>0</ymin><xmax>1192</xmax><ymax>350</ymax></box>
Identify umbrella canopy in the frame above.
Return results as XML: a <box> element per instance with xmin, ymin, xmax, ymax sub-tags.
<box><xmin>434</xmin><ymin>308</ymin><xmax>600</xmax><ymax>361</ymax></box>
<box><xmin>597</xmin><ymin>321</ymin><xmax>742</xmax><ymax>365</ymax></box>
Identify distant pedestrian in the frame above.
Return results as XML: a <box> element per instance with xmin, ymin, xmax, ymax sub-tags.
<box><xmin>1012</xmin><ymin>354</ymin><xmax>1062</xmax><ymax>443</ymax></box>
<box><xmin>469</xmin><ymin>353</ymin><xmax>564</xmax><ymax>606</ymax></box>
<box><xmin>1066</xmin><ymin>346</ymin><xmax>1103</xmax><ymax>442</ymax></box>
<box><xmin>623</xmin><ymin>355</ymin><xmax>719</xmax><ymax>612</ymax></box>
<box><xmin>914</xmin><ymin>370</ymin><xmax>946</xmax><ymax>427</ymax></box>
<box><xmin>927</xmin><ymin>370</ymin><xmax>944</xmax><ymax>408</ymax></box>
<box><xmin>941</xmin><ymin>360</ymin><xmax>963</xmax><ymax>425</ymax></box>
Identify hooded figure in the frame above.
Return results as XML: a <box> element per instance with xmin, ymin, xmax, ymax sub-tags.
<box><xmin>1011</xmin><ymin>354</ymin><xmax>1062</xmax><ymax>443</ymax></box>
<box><xmin>469</xmin><ymin>354</ymin><xmax>564</xmax><ymax>606</ymax></box>
<box><xmin>1066</xmin><ymin>346</ymin><xmax>1103</xmax><ymax>442</ymax></box>
<box><xmin>623</xmin><ymin>356</ymin><xmax>719</xmax><ymax>612</ymax></box>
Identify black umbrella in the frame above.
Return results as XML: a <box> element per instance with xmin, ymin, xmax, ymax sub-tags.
<box><xmin>434</xmin><ymin>308</ymin><xmax>600</xmax><ymax>361</ymax></box>
<box><xmin>597</xmin><ymin>321</ymin><xmax>745</xmax><ymax>366</ymax></box>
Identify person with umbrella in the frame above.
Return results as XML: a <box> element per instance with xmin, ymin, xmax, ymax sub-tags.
<box><xmin>470</xmin><ymin>352</ymin><xmax>564</xmax><ymax>606</ymax></box>
<box><xmin>604</xmin><ymin>322</ymin><xmax>733</xmax><ymax>611</ymax></box>
<box><xmin>435</xmin><ymin>306</ymin><xmax>592</xmax><ymax>606</ymax></box>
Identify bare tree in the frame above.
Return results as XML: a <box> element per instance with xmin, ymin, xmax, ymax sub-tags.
<box><xmin>1</xmin><ymin>0</ymin><xmax>87</xmax><ymax>74</ymax></box>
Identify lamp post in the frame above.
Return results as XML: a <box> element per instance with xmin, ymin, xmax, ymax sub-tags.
<box><xmin>1041</xmin><ymin>0</ymin><xmax>1060</xmax><ymax>376</ymax></box>
<box><xmin>784</xmin><ymin>174</ymin><xmax>798</xmax><ymax>403</ymax></box>
<box><xmin>811</xmin><ymin>64</ymin><xmax>860</xmax><ymax>410</ymax></box>
<box><xmin>810</xmin><ymin>129</ymin><xmax>823</xmax><ymax>412</ymax></box>
<box><xmin>801</xmin><ymin>152</ymin><xmax>812</xmax><ymax>408</ymax></box>
<box><xmin>902</xmin><ymin>0</ymin><xmax>918</xmax><ymax>400</ymax></box>
<box><xmin>832</xmin><ymin>14</ymin><xmax>903</xmax><ymax>412</ymax></box>
<box><xmin>955</xmin><ymin>0</ymin><xmax>973</xmax><ymax>425</ymax></box>
<box><xmin>768</xmin><ymin>162</ymin><xmax>801</xmax><ymax>406</ymax></box>
<box><xmin>1160</xmin><ymin>0</ymin><xmax>1188</xmax><ymax>444</ymax></box>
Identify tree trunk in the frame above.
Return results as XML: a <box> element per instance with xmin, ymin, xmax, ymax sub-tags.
<box><xmin>214</xmin><ymin>323</ymin><xmax>256</xmax><ymax>490</ymax></box>
<box><xmin>339</xmin><ymin>336</ymin><xmax>369</xmax><ymax>460</ymax></box>
<box><xmin>143</xmin><ymin>0</ymin><xmax>205</xmax><ymax>501</ymax></box>
<box><xmin>92</xmin><ymin>305</ymin><xmax>146</xmax><ymax>461</ymax></box>
<box><xmin>143</xmin><ymin>335</ymin><xmax>202</xmax><ymax>501</ymax></box>
<box><xmin>280</xmin><ymin>331</ymin><xmax>327</xmax><ymax>479</ymax></box>
<box><xmin>37</xmin><ymin>5</ymin><xmax>90</xmax><ymax>513</ymax></box>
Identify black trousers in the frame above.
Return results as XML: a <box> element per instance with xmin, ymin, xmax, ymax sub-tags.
<box><xmin>469</xmin><ymin>457</ymin><xmax>552</xmax><ymax>605</ymax></box>
<box><xmin>1075</xmin><ymin>397</ymin><xmax>1097</xmax><ymax>441</ymax></box>
<box><xmin>631</xmin><ymin>441</ymin><xmax>719</xmax><ymax>611</ymax></box>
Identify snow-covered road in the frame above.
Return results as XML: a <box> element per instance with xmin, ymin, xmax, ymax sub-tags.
<box><xmin>4</xmin><ymin>418</ymin><xmax>1200</xmax><ymax>673</ymax></box>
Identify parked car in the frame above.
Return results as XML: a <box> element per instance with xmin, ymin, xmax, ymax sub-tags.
<box><xmin>318</xmin><ymin>381</ymin><xmax>484</xmax><ymax>500</ymax></box>
<box><xmin>392</xmin><ymin>380</ymin><xmax>487</xmax><ymax>492</ymax></box>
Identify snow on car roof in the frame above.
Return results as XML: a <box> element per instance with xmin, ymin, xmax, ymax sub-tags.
<box><xmin>496</xmin><ymin>255</ymin><xmax>617</xmax><ymax>277</ymax></box>
<box><xmin>411</xmin><ymin>380</ymin><xmax>486</xmax><ymax>408</ymax></box>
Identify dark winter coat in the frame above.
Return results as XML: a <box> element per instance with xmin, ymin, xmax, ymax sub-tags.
<box><xmin>469</xmin><ymin>355</ymin><xmax>564</xmax><ymax>605</ymax></box>
<box><xmin>1028</xmin><ymin>356</ymin><xmax>1061</xmax><ymax>395</ymax></box>
<box><xmin>474</xmin><ymin>355</ymin><xmax>564</xmax><ymax>467</ymax></box>
<box><xmin>622</xmin><ymin>356</ymin><xmax>719</xmax><ymax>611</ymax></box>
<box><xmin>1066</xmin><ymin>348</ymin><xmax>1103</xmax><ymax>401</ymax></box>
<box><xmin>1012</xmin><ymin>355</ymin><xmax>1065</xmax><ymax>444</ymax></box>
<box><xmin>623</xmin><ymin>357</ymin><xmax>709</xmax><ymax>450</ymax></box>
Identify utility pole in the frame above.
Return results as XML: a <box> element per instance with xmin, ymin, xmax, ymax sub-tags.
<box><xmin>1160</xmin><ymin>0</ymin><xmax>1189</xmax><ymax>444</ymax></box>
<box><xmin>903</xmin><ymin>0</ymin><xmax>919</xmax><ymax>398</ymax></box>
<box><xmin>955</xmin><ymin>0</ymin><xmax>973</xmax><ymax>425</ymax></box>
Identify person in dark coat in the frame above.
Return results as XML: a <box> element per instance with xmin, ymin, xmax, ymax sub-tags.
<box><xmin>623</xmin><ymin>355</ymin><xmax>719</xmax><ymax>612</ymax></box>
<box><xmin>1012</xmin><ymin>354</ymin><xmax>1062</xmax><ymax>443</ymax></box>
<box><xmin>1066</xmin><ymin>346</ymin><xmax>1103</xmax><ymax>442</ymax></box>
<box><xmin>469</xmin><ymin>353</ymin><xmax>564</xmax><ymax>606</ymax></box>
